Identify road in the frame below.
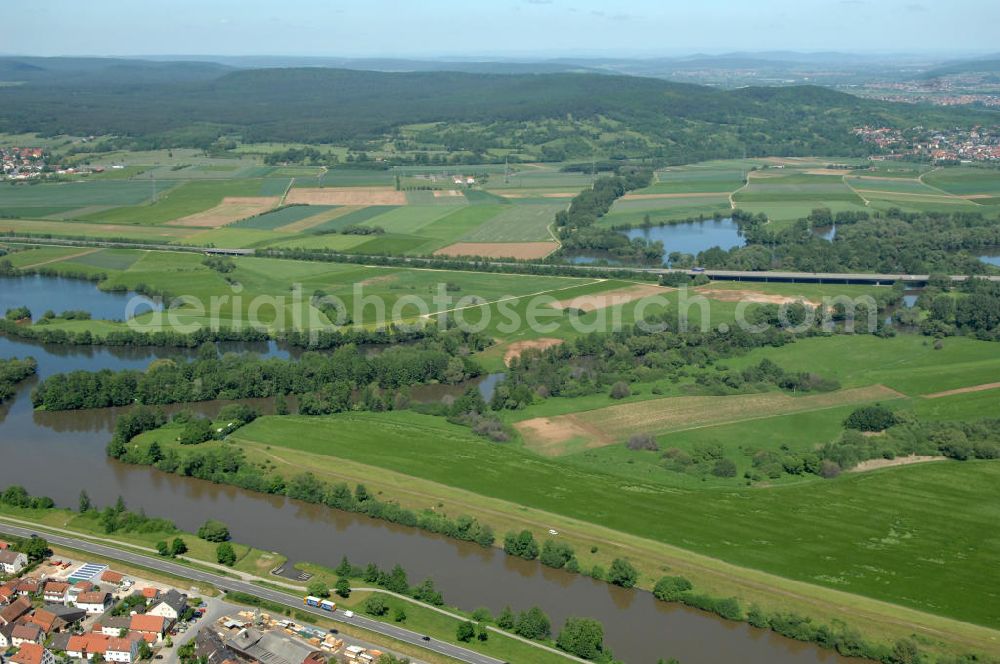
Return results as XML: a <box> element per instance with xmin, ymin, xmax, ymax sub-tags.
<box><xmin>6</xmin><ymin>236</ymin><xmax>999</xmax><ymax>285</ymax></box>
<box><xmin>0</xmin><ymin>523</ymin><xmax>505</xmax><ymax>664</ymax></box>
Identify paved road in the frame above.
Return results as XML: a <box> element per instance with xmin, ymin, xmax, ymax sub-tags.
<box><xmin>7</xmin><ymin>236</ymin><xmax>998</xmax><ymax>285</ymax></box>
<box><xmin>0</xmin><ymin>523</ymin><xmax>505</xmax><ymax>664</ymax></box>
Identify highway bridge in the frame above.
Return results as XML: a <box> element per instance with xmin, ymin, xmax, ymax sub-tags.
<box><xmin>5</xmin><ymin>235</ymin><xmax>999</xmax><ymax>285</ymax></box>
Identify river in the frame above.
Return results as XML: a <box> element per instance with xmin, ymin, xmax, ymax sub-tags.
<box><xmin>0</xmin><ymin>276</ymin><xmax>855</xmax><ymax>664</ymax></box>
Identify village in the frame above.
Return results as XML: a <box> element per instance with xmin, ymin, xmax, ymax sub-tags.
<box><xmin>852</xmin><ymin>124</ymin><xmax>1000</xmax><ymax>162</ymax></box>
<box><xmin>0</xmin><ymin>542</ymin><xmax>413</xmax><ymax>664</ymax></box>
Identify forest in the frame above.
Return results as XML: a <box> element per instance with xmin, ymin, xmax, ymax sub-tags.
<box><xmin>0</xmin><ymin>58</ymin><xmax>995</xmax><ymax>159</ymax></box>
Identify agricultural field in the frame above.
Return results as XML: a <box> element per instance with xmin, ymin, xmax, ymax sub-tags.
<box><xmin>224</xmin><ymin>403</ymin><xmax>1000</xmax><ymax>632</ymax></box>
<box><xmin>3</xmin><ymin>149</ymin><xmax>997</xmax><ymax>259</ymax></box>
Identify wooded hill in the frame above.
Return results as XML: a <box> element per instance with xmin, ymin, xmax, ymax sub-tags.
<box><xmin>0</xmin><ymin>57</ymin><xmax>994</xmax><ymax>160</ymax></box>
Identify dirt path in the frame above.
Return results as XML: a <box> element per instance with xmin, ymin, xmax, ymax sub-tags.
<box><xmin>923</xmin><ymin>381</ymin><xmax>1000</xmax><ymax>399</ymax></box>
<box><xmin>843</xmin><ymin>174</ymin><xmax>870</xmax><ymax>206</ymax></box>
<box><xmin>729</xmin><ymin>170</ymin><xmax>751</xmax><ymax>209</ymax></box>
<box><xmin>18</xmin><ymin>247</ymin><xmax>99</xmax><ymax>269</ymax></box>
<box><xmin>850</xmin><ymin>455</ymin><xmax>947</xmax><ymax>473</ymax></box>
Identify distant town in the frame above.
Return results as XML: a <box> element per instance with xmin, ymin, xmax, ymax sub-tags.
<box><xmin>852</xmin><ymin>124</ymin><xmax>1000</xmax><ymax>162</ymax></box>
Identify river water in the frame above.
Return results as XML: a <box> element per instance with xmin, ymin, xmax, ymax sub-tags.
<box><xmin>0</xmin><ymin>277</ymin><xmax>855</xmax><ymax>664</ymax></box>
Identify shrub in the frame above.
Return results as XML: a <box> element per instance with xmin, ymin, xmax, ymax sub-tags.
<box><xmin>363</xmin><ymin>595</ymin><xmax>388</xmax><ymax>616</ymax></box>
<box><xmin>607</xmin><ymin>558</ymin><xmax>638</xmax><ymax>588</ymax></box>
<box><xmin>556</xmin><ymin>617</ymin><xmax>605</xmax><ymax>659</ymax></box>
<box><xmin>711</xmin><ymin>458</ymin><xmax>737</xmax><ymax>477</ymax></box>
<box><xmin>653</xmin><ymin>575</ymin><xmax>692</xmax><ymax>602</ymax></box>
<box><xmin>197</xmin><ymin>519</ymin><xmax>230</xmax><ymax>542</ymax></box>
<box><xmin>503</xmin><ymin>530</ymin><xmax>539</xmax><ymax>560</ymax></box>
<box><xmin>539</xmin><ymin>540</ymin><xmax>575</xmax><ymax>569</ymax></box>
<box><xmin>609</xmin><ymin>381</ymin><xmax>631</xmax><ymax>399</ymax></box>
<box><xmin>626</xmin><ymin>433</ymin><xmax>659</xmax><ymax>451</ymax></box>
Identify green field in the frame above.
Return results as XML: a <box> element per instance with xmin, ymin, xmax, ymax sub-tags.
<box><xmin>224</xmin><ymin>409</ymin><xmax>1000</xmax><ymax>631</ymax></box>
<box><xmin>231</xmin><ymin>205</ymin><xmax>337</xmax><ymax>230</ymax></box>
<box><xmin>922</xmin><ymin>167</ymin><xmax>1000</xmax><ymax>196</ymax></box>
<box><xmin>77</xmin><ymin>179</ymin><xmax>268</xmax><ymax>225</ymax></box>
<box><xmin>458</xmin><ymin>204</ymin><xmax>562</xmax><ymax>242</ymax></box>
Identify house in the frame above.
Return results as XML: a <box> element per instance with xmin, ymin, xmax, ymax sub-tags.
<box><xmin>0</xmin><ymin>540</ymin><xmax>9</xmax><ymax>550</ymax></box>
<box><xmin>11</xmin><ymin>623</ymin><xmax>44</xmax><ymax>647</ymax></box>
<box><xmin>65</xmin><ymin>581</ymin><xmax>95</xmax><ymax>606</ymax></box>
<box><xmin>43</xmin><ymin>581</ymin><xmax>69</xmax><ymax>603</ymax></box>
<box><xmin>15</xmin><ymin>578</ymin><xmax>40</xmax><ymax>597</ymax></box>
<box><xmin>106</xmin><ymin>636</ymin><xmax>140</xmax><ymax>664</ymax></box>
<box><xmin>140</xmin><ymin>587</ymin><xmax>158</xmax><ymax>601</ymax></box>
<box><xmin>67</xmin><ymin>633</ymin><xmax>109</xmax><ymax>660</ymax></box>
<box><xmin>95</xmin><ymin>615</ymin><xmax>131</xmax><ymax>637</ymax></box>
<box><xmin>130</xmin><ymin>614</ymin><xmax>168</xmax><ymax>643</ymax></box>
<box><xmin>75</xmin><ymin>591</ymin><xmax>112</xmax><ymax>615</ymax></box>
<box><xmin>0</xmin><ymin>582</ymin><xmax>17</xmax><ymax>604</ymax></box>
<box><xmin>46</xmin><ymin>604</ymin><xmax>87</xmax><ymax>628</ymax></box>
<box><xmin>101</xmin><ymin>571</ymin><xmax>124</xmax><ymax>586</ymax></box>
<box><xmin>26</xmin><ymin>609</ymin><xmax>65</xmax><ymax>634</ymax></box>
<box><xmin>0</xmin><ymin>596</ymin><xmax>32</xmax><ymax>626</ymax></box>
<box><xmin>147</xmin><ymin>590</ymin><xmax>187</xmax><ymax>622</ymax></box>
<box><xmin>10</xmin><ymin>642</ymin><xmax>55</xmax><ymax>664</ymax></box>
<box><xmin>0</xmin><ymin>550</ymin><xmax>28</xmax><ymax>575</ymax></box>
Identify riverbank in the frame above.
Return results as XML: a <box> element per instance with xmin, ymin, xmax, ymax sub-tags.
<box><xmin>119</xmin><ymin>414</ymin><xmax>1000</xmax><ymax>663</ymax></box>
<box><xmin>0</xmin><ymin>510</ymin><xmax>588</xmax><ymax>664</ymax></box>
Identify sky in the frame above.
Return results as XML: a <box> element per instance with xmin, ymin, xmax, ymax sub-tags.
<box><xmin>2</xmin><ymin>0</ymin><xmax>997</xmax><ymax>58</ymax></box>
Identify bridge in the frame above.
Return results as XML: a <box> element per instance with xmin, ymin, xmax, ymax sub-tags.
<box><xmin>4</xmin><ymin>235</ymin><xmax>998</xmax><ymax>285</ymax></box>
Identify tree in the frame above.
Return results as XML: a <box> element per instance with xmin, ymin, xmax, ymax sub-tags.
<box><xmin>335</xmin><ymin>555</ymin><xmax>352</xmax><ymax>577</ymax></box>
<box><xmin>179</xmin><ymin>418</ymin><xmax>214</xmax><ymax>445</ymax></box>
<box><xmin>19</xmin><ymin>535</ymin><xmax>49</xmax><ymax>561</ymax></box>
<box><xmin>198</xmin><ymin>519</ymin><xmax>230</xmax><ymax>542</ymax></box>
<box><xmin>557</xmin><ymin>617</ymin><xmax>605</xmax><ymax>659</ymax></box>
<box><xmin>78</xmin><ymin>490</ymin><xmax>91</xmax><ymax>513</ymax></box>
<box><xmin>137</xmin><ymin>640</ymin><xmax>153</xmax><ymax>661</ymax></box>
<box><xmin>335</xmin><ymin>578</ymin><xmax>351</xmax><ymax>598</ymax></box>
<box><xmin>653</xmin><ymin>576</ymin><xmax>693</xmax><ymax>602</ymax></box>
<box><xmin>307</xmin><ymin>580</ymin><xmax>329</xmax><ymax>599</ymax></box>
<box><xmin>456</xmin><ymin>621</ymin><xmax>475</xmax><ymax>642</ymax></box>
<box><xmin>711</xmin><ymin>458</ymin><xmax>737</xmax><ymax>478</ymax></box>
<box><xmin>514</xmin><ymin>606</ymin><xmax>551</xmax><ymax>640</ymax></box>
<box><xmin>497</xmin><ymin>606</ymin><xmax>515</xmax><ymax>630</ymax></box>
<box><xmin>476</xmin><ymin>622</ymin><xmax>489</xmax><ymax>642</ymax></box>
<box><xmin>392</xmin><ymin>606</ymin><xmax>406</xmax><ymax>623</ymax></box>
<box><xmin>539</xmin><ymin>540</ymin><xmax>575</xmax><ymax>569</ymax></box>
<box><xmin>503</xmin><ymin>530</ymin><xmax>539</xmax><ymax>560</ymax></box>
<box><xmin>216</xmin><ymin>542</ymin><xmax>236</xmax><ymax>567</ymax></box>
<box><xmin>363</xmin><ymin>595</ymin><xmax>388</xmax><ymax>617</ymax></box>
<box><xmin>607</xmin><ymin>558</ymin><xmax>638</xmax><ymax>588</ymax></box>
<box><xmin>844</xmin><ymin>405</ymin><xmax>897</xmax><ymax>432</ymax></box>
<box><xmin>156</xmin><ymin>541</ymin><xmax>170</xmax><ymax>557</ymax></box>
<box><xmin>170</xmin><ymin>538</ymin><xmax>188</xmax><ymax>557</ymax></box>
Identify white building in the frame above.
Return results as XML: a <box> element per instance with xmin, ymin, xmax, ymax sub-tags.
<box><xmin>0</xmin><ymin>550</ymin><xmax>28</xmax><ymax>575</ymax></box>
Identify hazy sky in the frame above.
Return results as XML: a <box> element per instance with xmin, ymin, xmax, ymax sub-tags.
<box><xmin>3</xmin><ymin>0</ymin><xmax>997</xmax><ymax>58</ymax></box>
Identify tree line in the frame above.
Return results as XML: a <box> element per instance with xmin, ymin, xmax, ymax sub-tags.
<box><xmin>0</xmin><ymin>356</ymin><xmax>36</xmax><ymax>403</ymax></box>
<box><xmin>32</xmin><ymin>337</ymin><xmax>484</xmax><ymax>411</ymax></box>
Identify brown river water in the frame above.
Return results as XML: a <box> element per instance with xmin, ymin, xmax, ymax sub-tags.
<box><xmin>0</xmin><ymin>277</ymin><xmax>858</xmax><ymax>664</ymax></box>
